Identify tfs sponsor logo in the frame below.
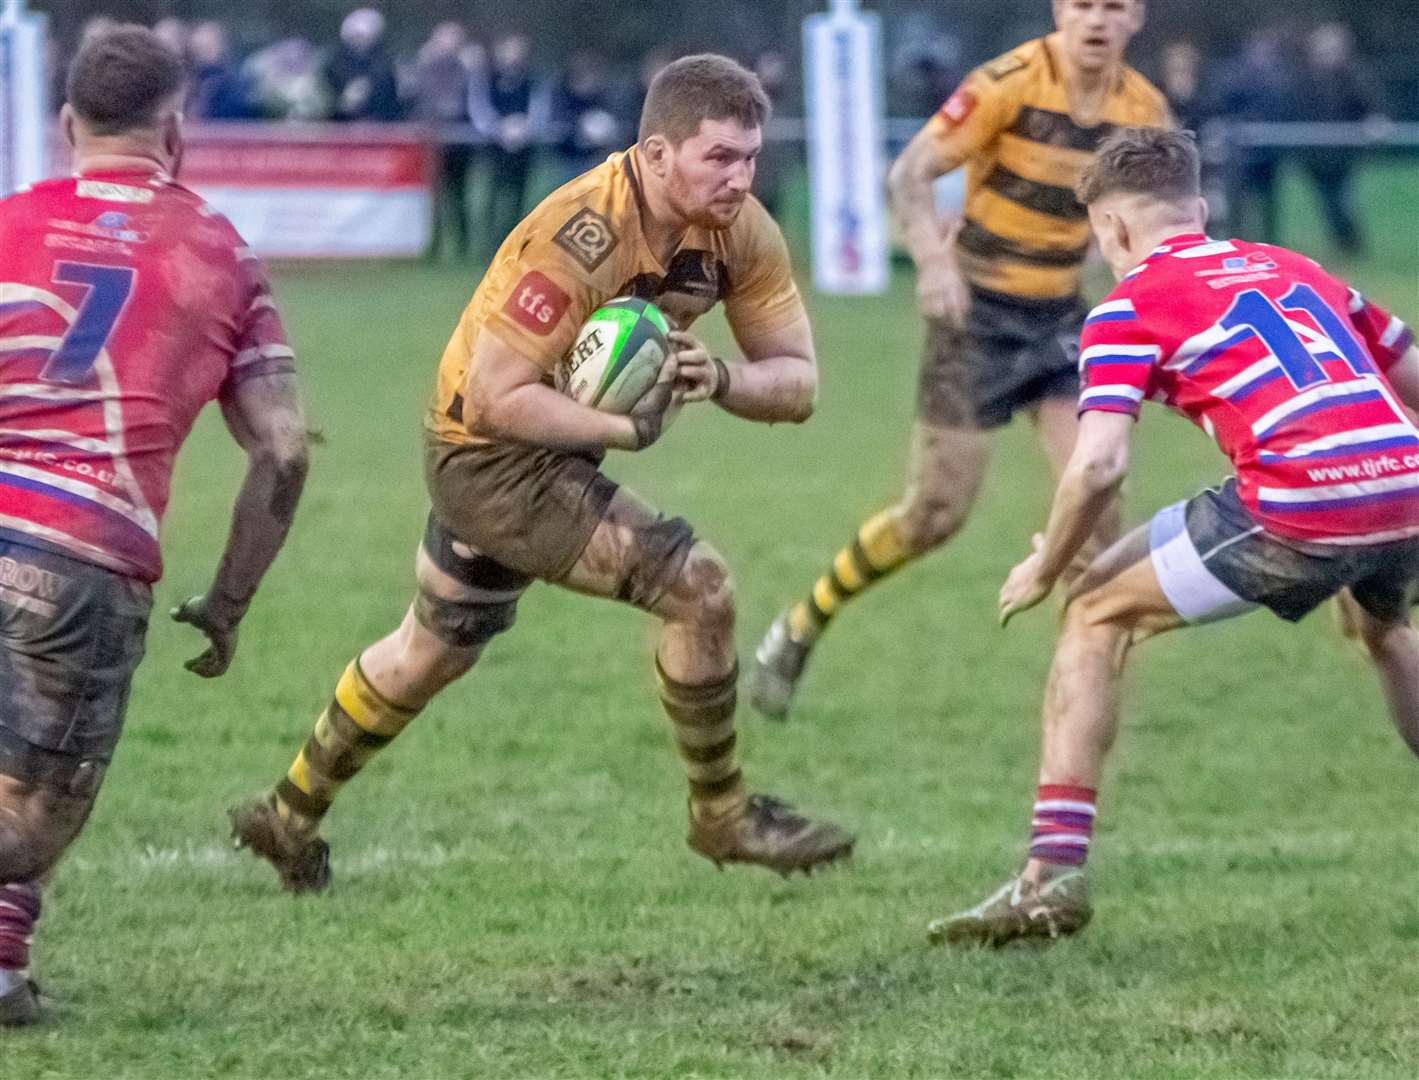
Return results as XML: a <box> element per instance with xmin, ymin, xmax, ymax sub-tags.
<box><xmin>504</xmin><ymin>271</ymin><xmax>570</xmax><ymax>336</ymax></box>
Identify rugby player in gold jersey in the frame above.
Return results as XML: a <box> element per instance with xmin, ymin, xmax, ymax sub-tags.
<box><xmin>754</xmin><ymin>0</ymin><xmax>1170</xmax><ymax>717</ymax></box>
<box><xmin>228</xmin><ymin>55</ymin><xmax>853</xmax><ymax>891</ymax></box>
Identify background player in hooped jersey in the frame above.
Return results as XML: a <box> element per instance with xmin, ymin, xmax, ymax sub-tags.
<box><xmin>229</xmin><ymin>54</ymin><xmax>853</xmax><ymax>894</ymax></box>
<box><xmin>0</xmin><ymin>28</ymin><xmax>309</xmax><ymax>1024</ymax></box>
<box><xmin>930</xmin><ymin>128</ymin><xmax>1419</xmax><ymax>946</ymax></box>
<box><xmin>754</xmin><ymin>0</ymin><xmax>1171</xmax><ymax>718</ymax></box>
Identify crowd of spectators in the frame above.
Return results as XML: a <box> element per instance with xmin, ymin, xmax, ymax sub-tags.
<box><xmin>1155</xmin><ymin>23</ymin><xmax>1390</xmax><ymax>255</ymax></box>
<box><xmin>63</xmin><ymin>9</ymin><xmax>775</xmax><ymax>258</ymax></box>
<box><xmin>57</xmin><ymin>9</ymin><xmax>1395</xmax><ymax>260</ymax></box>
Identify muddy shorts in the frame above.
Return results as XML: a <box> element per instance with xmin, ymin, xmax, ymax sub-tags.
<box><xmin>0</xmin><ymin>538</ymin><xmax>151</xmax><ymax>794</ymax></box>
<box><xmin>422</xmin><ymin>436</ymin><xmax>695</xmax><ymax>611</ymax></box>
<box><xmin>918</xmin><ymin>286</ymin><xmax>1086</xmax><ymax>430</ymax></box>
<box><xmin>1149</xmin><ymin>479</ymin><xmax>1419</xmax><ymax>624</ymax></box>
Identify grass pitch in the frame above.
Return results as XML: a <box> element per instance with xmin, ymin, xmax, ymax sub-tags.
<box><xmin>11</xmin><ymin>164</ymin><xmax>1419</xmax><ymax>1077</ymax></box>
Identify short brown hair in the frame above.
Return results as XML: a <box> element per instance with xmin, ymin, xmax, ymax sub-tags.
<box><xmin>65</xmin><ymin>25</ymin><xmax>186</xmax><ymax>136</ymax></box>
<box><xmin>1076</xmin><ymin>128</ymin><xmax>1201</xmax><ymax>205</ymax></box>
<box><xmin>638</xmin><ymin>54</ymin><xmax>770</xmax><ymax>146</ymax></box>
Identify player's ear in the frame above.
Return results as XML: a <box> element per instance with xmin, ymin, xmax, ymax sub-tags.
<box><xmin>60</xmin><ymin>103</ymin><xmax>77</xmax><ymax>151</ymax></box>
<box><xmin>1110</xmin><ymin>210</ymin><xmax>1131</xmax><ymax>258</ymax></box>
<box><xmin>1129</xmin><ymin>1</ymin><xmax>1147</xmax><ymax>33</ymax></box>
<box><xmin>160</xmin><ymin>107</ymin><xmax>185</xmax><ymax>174</ymax></box>
<box><xmin>641</xmin><ymin>134</ymin><xmax>670</xmax><ymax>177</ymax></box>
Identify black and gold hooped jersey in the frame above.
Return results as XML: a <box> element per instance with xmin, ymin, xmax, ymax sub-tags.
<box><xmin>925</xmin><ymin>34</ymin><xmax>1170</xmax><ymax>300</ymax></box>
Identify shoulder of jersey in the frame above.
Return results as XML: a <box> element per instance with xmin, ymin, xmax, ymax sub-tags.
<box><xmin>532</xmin><ymin>156</ymin><xmax>636</xmax><ymax>279</ymax></box>
<box><xmin>728</xmin><ymin>193</ymin><xmax>777</xmax><ymax>247</ymax></box>
<box><xmin>977</xmin><ymin>38</ymin><xmax>1047</xmax><ymax>83</ymax></box>
<box><xmin>1121</xmin><ymin>65</ymin><xmax>1170</xmax><ymax>114</ymax></box>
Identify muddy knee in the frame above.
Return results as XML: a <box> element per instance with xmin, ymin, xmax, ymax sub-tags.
<box><xmin>894</xmin><ymin>493</ymin><xmax>972</xmax><ymax>552</ymax></box>
<box><xmin>895</xmin><ymin>418</ymin><xmax>989</xmax><ymax>553</ymax></box>
<box><xmin>0</xmin><ymin>784</ymin><xmax>93</xmax><ymax>883</ymax></box>
<box><xmin>916</xmin><ymin>318</ymin><xmax>979</xmax><ymax>429</ymax></box>
<box><xmin>672</xmin><ymin>543</ymin><xmax>736</xmax><ymax>633</ymax></box>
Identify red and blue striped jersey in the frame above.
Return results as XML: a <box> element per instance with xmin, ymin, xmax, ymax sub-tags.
<box><xmin>0</xmin><ymin>165</ymin><xmax>294</xmax><ymax>581</ymax></box>
<box><xmin>1079</xmin><ymin>233</ymin><xmax>1415</xmax><ymax>544</ymax></box>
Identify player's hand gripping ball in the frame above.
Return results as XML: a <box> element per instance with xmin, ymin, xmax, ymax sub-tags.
<box><xmin>557</xmin><ymin>297</ymin><xmax>671</xmax><ymax>414</ymax></box>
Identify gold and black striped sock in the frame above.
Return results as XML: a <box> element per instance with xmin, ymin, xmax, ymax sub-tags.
<box><xmin>655</xmin><ymin>658</ymin><xmax>744</xmax><ymax>820</ymax></box>
<box><xmin>273</xmin><ymin>658</ymin><xmax>420</xmax><ymax>838</ymax></box>
<box><xmin>786</xmin><ymin>510</ymin><xmax>912</xmax><ymax>646</ymax></box>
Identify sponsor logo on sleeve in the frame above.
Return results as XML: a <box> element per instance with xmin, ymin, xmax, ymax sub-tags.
<box><xmin>983</xmin><ymin>53</ymin><xmax>1028</xmax><ymax>81</ymax></box>
<box><xmin>939</xmin><ymin>89</ymin><xmax>978</xmax><ymax>126</ymax></box>
<box><xmin>553</xmin><ymin>207</ymin><xmax>620</xmax><ymax>272</ymax></box>
<box><xmin>503</xmin><ymin>271</ymin><xmax>571</xmax><ymax>335</ymax></box>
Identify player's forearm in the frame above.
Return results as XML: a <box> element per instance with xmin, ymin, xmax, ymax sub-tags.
<box><xmin>1036</xmin><ymin>463</ymin><xmax>1124</xmax><ymax>584</ymax></box>
<box><xmin>204</xmin><ymin>446</ymin><xmax>308</xmax><ymax>629</ymax></box>
<box><xmin>471</xmin><ymin>381</ymin><xmax>636</xmax><ymax>453</ymax></box>
<box><xmin>716</xmin><ymin>354</ymin><xmax>816</xmax><ymax>424</ymax></box>
<box><xmin>889</xmin><ymin>156</ymin><xmax>954</xmax><ymax>271</ymax></box>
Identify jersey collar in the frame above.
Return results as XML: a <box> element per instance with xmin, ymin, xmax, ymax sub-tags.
<box><xmin>1151</xmin><ymin>232</ymin><xmax>1210</xmax><ymax>256</ymax></box>
<box><xmin>75</xmin><ymin>154</ymin><xmax>170</xmax><ymax>183</ymax></box>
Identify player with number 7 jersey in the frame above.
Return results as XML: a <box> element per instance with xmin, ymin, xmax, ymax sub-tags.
<box><xmin>0</xmin><ymin>26</ymin><xmax>308</xmax><ymax>1026</ymax></box>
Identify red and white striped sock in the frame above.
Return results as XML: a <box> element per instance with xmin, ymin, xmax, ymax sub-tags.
<box><xmin>0</xmin><ymin>882</ymin><xmax>41</xmax><ymax>974</ymax></box>
<box><xmin>1029</xmin><ymin>784</ymin><xmax>1097</xmax><ymax>868</ymax></box>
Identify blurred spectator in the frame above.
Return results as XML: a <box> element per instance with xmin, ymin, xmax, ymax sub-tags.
<box><xmin>324</xmin><ymin>8</ymin><xmax>402</xmax><ymax>122</ymax></box>
<box><xmin>887</xmin><ymin>16</ymin><xmax>963</xmax><ymax>118</ymax></box>
<box><xmin>1160</xmin><ymin>40</ymin><xmax>1230</xmax><ymax>230</ymax></box>
<box><xmin>79</xmin><ymin>15</ymin><xmax>118</xmax><ymax>47</ymax></box>
<box><xmin>471</xmin><ymin>32</ymin><xmax>551</xmax><ymax>254</ymax></box>
<box><xmin>187</xmin><ymin>21</ymin><xmax>253</xmax><ymax>121</ymax></box>
<box><xmin>752</xmin><ymin>49</ymin><xmax>791</xmax><ymax>219</ymax></box>
<box><xmin>1295</xmin><ymin>23</ymin><xmax>1388</xmax><ymax>256</ymax></box>
<box><xmin>613</xmin><ymin>47</ymin><xmax>673</xmax><ymax>142</ymax></box>
<box><xmin>153</xmin><ymin>17</ymin><xmax>189</xmax><ymax>60</ymax></box>
<box><xmin>1160</xmin><ymin>40</ymin><xmax>1218</xmax><ymax>135</ymax></box>
<box><xmin>244</xmin><ymin>37</ymin><xmax>329</xmax><ymax>120</ymax></box>
<box><xmin>410</xmin><ymin>21</ymin><xmax>481</xmax><ymax>259</ymax></box>
<box><xmin>1218</xmin><ymin>28</ymin><xmax>1299</xmax><ymax>244</ymax></box>
<box><xmin>551</xmin><ymin>49</ymin><xmax>623</xmax><ymax>185</ymax></box>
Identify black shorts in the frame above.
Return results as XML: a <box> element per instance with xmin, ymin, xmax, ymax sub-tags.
<box><xmin>0</xmin><ymin>539</ymin><xmax>151</xmax><ymax>789</ymax></box>
<box><xmin>422</xmin><ymin>436</ymin><xmax>695</xmax><ymax>612</ymax></box>
<box><xmin>917</xmin><ymin>286</ymin><xmax>1085</xmax><ymax>430</ymax></box>
<box><xmin>1149</xmin><ymin>479</ymin><xmax>1419</xmax><ymax>624</ymax></box>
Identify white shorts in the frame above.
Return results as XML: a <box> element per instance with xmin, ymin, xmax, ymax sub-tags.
<box><xmin>1148</xmin><ymin>499</ymin><xmax>1259</xmax><ymax>624</ymax></box>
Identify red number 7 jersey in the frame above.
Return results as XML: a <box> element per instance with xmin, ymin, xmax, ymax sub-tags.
<box><xmin>1079</xmin><ymin>233</ymin><xmax>1416</xmax><ymax>544</ymax></box>
<box><xmin>0</xmin><ymin>167</ymin><xmax>295</xmax><ymax>581</ymax></box>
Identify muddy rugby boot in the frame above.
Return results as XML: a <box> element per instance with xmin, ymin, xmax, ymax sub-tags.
<box><xmin>928</xmin><ymin>867</ymin><xmax>1092</xmax><ymax>946</ymax></box>
<box><xmin>750</xmin><ymin>613</ymin><xmax>813</xmax><ymax>721</ymax></box>
<box><xmin>689</xmin><ymin>794</ymin><xmax>854</xmax><ymax>876</ymax></box>
<box><xmin>229</xmin><ymin>796</ymin><xmax>332</xmax><ymax>895</ymax></box>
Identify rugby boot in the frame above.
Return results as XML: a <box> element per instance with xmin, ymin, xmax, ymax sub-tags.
<box><xmin>927</xmin><ymin>867</ymin><xmax>1092</xmax><ymax>946</ymax></box>
<box><xmin>0</xmin><ymin>972</ymin><xmax>39</xmax><ymax>1027</ymax></box>
<box><xmin>688</xmin><ymin>794</ymin><xmax>854</xmax><ymax>876</ymax></box>
<box><xmin>229</xmin><ymin>795</ymin><xmax>332</xmax><ymax>895</ymax></box>
<box><xmin>750</xmin><ymin>612</ymin><xmax>812</xmax><ymax>720</ymax></box>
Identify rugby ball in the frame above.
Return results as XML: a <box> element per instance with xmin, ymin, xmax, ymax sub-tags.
<box><xmin>557</xmin><ymin>297</ymin><xmax>670</xmax><ymax>414</ymax></box>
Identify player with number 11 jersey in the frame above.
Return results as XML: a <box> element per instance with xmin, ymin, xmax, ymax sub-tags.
<box><xmin>930</xmin><ymin>128</ymin><xmax>1419</xmax><ymax>949</ymax></box>
<box><xmin>1080</xmin><ymin>235</ymin><xmax>1416</xmax><ymax>545</ymax></box>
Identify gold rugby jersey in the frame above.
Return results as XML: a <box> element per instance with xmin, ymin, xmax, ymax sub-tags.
<box><xmin>429</xmin><ymin>147</ymin><xmax>801</xmax><ymax>445</ymax></box>
<box><xmin>925</xmin><ymin>34</ymin><xmax>1169</xmax><ymax>300</ymax></box>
